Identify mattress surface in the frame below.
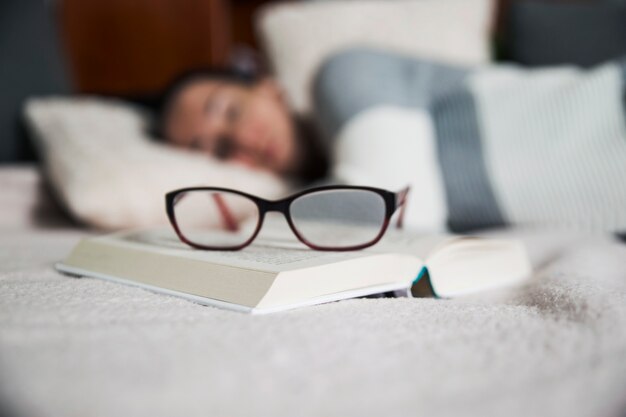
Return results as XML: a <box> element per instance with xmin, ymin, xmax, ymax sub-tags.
<box><xmin>1</xmin><ymin>166</ymin><xmax>625</xmax><ymax>417</ymax></box>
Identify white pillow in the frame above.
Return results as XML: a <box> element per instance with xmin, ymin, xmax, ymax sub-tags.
<box><xmin>333</xmin><ymin>105</ymin><xmax>448</xmax><ymax>233</ymax></box>
<box><xmin>24</xmin><ymin>97</ymin><xmax>288</xmax><ymax>230</ymax></box>
<box><xmin>257</xmin><ymin>0</ymin><xmax>494</xmax><ymax>114</ymax></box>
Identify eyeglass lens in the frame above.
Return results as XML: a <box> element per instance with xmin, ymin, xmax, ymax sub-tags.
<box><xmin>173</xmin><ymin>190</ymin><xmax>259</xmax><ymax>249</ymax></box>
<box><xmin>289</xmin><ymin>189</ymin><xmax>387</xmax><ymax>248</ymax></box>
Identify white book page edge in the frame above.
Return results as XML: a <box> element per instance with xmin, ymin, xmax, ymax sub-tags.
<box><xmin>56</xmin><ymin>263</ymin><xmax>409</xmax><ymax>314</ymax></box>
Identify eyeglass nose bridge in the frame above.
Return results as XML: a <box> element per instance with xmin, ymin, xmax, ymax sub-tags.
<box><xmin>260</xmin><ymin>199</ymin><xmax>291</xmax><ymax>215</ymax></box>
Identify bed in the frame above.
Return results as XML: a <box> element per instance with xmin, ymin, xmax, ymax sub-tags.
<box><xmin>1</xmin><ymin>165</ymin><xmax>625</xmax><ymax>417</ymax></box>
<box><xmin>3</xmin><ymin>0</ymin><xmax>626</xmax><ymax>415</ymax></box>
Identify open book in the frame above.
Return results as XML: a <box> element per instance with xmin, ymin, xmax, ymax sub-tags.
<box><xmin>57</xmin><ymin>227</ymin><xmax>531</xmax><ymax>314</ymax></box>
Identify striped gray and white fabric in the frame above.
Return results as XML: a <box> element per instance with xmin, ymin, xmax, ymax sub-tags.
<box><xmin>313</xmin><ymin>48</ymin><xmax>626</xmax><ymax>233</ymax></box>
<box><xmin>434</xmin><ymin>59</ymin><xmax>626</xmax><ymax>232</ymax></box>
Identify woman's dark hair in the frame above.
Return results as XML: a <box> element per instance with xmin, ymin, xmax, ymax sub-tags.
<box><xmin>156</xmin><ymin>67</ymin><xmax>259</xmax><ymax>139</ymax></box>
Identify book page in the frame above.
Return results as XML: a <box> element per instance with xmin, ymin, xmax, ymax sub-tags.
<box><xmin>425</xmin><ymin>237</ymin><xmax>531</xmax><ymax>297</ymax></box>
<box><xmin>103</xmin><ymin>228</ymin><xmax>372</xmax><ymax>273</ymax></box>
<box><xmin>368</xmin><ymin>229</ymin><xmax>453</xmax><ymax>259</ymax></box>
<box><xmin>256</xmin><ymin>215</ymin><xmax>452</xmax><ymax>260</ymax></box>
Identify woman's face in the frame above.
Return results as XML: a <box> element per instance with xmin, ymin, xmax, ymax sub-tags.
<box><xmin>164</xmin><ymin>78</ymin><xmax>299</xmax><ymax>176</ymax></box>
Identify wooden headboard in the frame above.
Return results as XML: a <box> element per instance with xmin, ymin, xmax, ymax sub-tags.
<box><xmin>57</xmin><ymin>0</ymin><xmax>529</xmax><ymax>98</ymax></box>
<box><xmin>58</xmin><ymin>0</ymin><xmax>271</xmax><ymax>98</ymax></box>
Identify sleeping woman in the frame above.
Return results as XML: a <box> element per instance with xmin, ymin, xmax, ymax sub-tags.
<box><xmin>160</xmin><ymin>68</ymin><xmax>329</xmax><ymax>184</ymax></box>
<box><xmin>161</xmin><ymin>48</ymin><xmax>626</xmax><ymax>235</ymax></box>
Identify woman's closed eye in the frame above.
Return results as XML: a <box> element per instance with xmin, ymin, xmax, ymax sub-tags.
<box><xmin>207</xmin><ymin>90</ymin><xmax>240</xmax><ymax>123</ymax></box>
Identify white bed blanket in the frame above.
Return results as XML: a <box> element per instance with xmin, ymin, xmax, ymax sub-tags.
<box><xmin>1</xmin><ymin>166</ymin><xmax>625</xmax><ymax>417</ymax></box>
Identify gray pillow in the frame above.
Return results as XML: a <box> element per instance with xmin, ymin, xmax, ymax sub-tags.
<box><xmin>313</xmin><ymin>48</ymin><xmax>468</xmax><ymax>141</ymax></box>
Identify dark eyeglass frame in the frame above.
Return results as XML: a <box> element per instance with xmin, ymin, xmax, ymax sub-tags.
<box><xmin>165</xmin><ymin>185</ymin><xmax>410</xmax><ymax>251</ymax></box>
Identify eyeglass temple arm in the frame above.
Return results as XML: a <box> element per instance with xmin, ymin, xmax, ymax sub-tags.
<box><xmin>395</xmin><ymin>186</ymin><xmax>410</xmax><ymax>229</ymax></box>
<box><xmin>211</xmin><ymin>194</ymin><xmax>240</xmax><ymax>232</ymax></box>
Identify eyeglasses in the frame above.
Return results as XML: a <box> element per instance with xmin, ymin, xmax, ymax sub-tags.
<box><xmin>165</xmin><ymin>185</ymin><xmax>410</xmax><ymax>251</ymax></box>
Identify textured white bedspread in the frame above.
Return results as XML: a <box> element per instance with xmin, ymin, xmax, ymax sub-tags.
<box><xmin>1</xmin><ymin>167</ymin><xmax>625</xmax><ymax>417</ymax></box>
